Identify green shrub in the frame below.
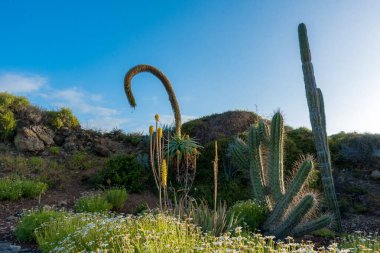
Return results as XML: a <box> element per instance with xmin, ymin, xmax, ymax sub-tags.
<box><xmin>47</xmin><ymin>107</ymin><xmax>80</xmax><ymax>129</ymax></box>
<box><xmin>0</xmin><ymin>108</ymin><xmax>16</xmax><ymax>141</ymax></box>
<box><xmin>15</xmin><ymin>209</ymin><xmax>66</xmax><ymax>242</ymax></box>
<box><xmin>96</xmin><ymin>154</ymin><xmax>148</xmax><ymax>193</ymax></box>
<box><xmin>49</xmin><ymin>146</ymin><xmax>61</xmax><ymax>155</ymax></box>
<box><xmin>312</xmin><ymin>228</ymin><xmax>336</xmax><ymax>238</ymax></box>
<box><xmin>68</xmin><ymin>151</ymin><xmax>92</xmax><ymax>170</ymax></box>
<box><xmin>228</xmin><ymin>200</ymin><xmax>268</xmax><ymax>231</ymax></box>
<box><xmin>0</xmin><ymin>92</ymin><xmax>30</xmax><ymax>109</ymax></box>
<box><xmin>104</xmin><ymin>188</ymin><xmax>128</xmax><ymax>210</ymax></box>
<box><xmin>74</xmin><ymin>195</ymin><xmax>112</xmax><ymax>213</ymax></box>
<box><xmin>28</xmin><ymin>156</ymin><xmax>44</xmax><ymax>173</ymax></box>
<box><xmin>133</xmin><ymin>202</ymin><xmax>149</xmax><ymax>215</ymax></box>
<box><xmin>0</xmin><ymin>177</ymin><xmax>48</xmax><ymax>200</ymax></box>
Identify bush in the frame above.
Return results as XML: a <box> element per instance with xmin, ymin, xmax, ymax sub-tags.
<box><xmin>0</xmin><ymin>177</ymin><xmax>48</xmax><ymax>200</ymax></box>
<box><xmin>15</xmin><ymin>209</ymin><xmax>66</xmax><ymax>242</ymax></box>
<box><xmin>49</xmin><ymin>146</ymin><xmax>61</xmax><ymax>155</ymax></box>
<box><xmin>104</xmin><ymin>188</ymin><xmax>128</xmax><ymax>210</ymax></box>
<box><xmin>74</xmin><ymin>195</ymin><xmax>112</xmax><ymax>213</ymax></box>
<box><xmin>47</xmin><ymin>107</ymin><xmax>80</xmax><ymax>129</ymax></box>
<box><xmin>228</xmin><ymin>200</ymin><xmax>268</xmax><ymax>231</ymax></box>
<box><xmin>96</xmin><ymin>154</ymin><xmax>148</xmax><ymax>193</ymax></box>
<box><xmin>330</xmin><ymin>132</ymin><xmax>380</xmax><ymax>169</ymax></box>
<box><xmin>0</xmin><ymin>108</ymin><xmax>16</xmax><ymax>141</ymax></box>
<box><xmin>0</xmin><ymin>92</ymin><xmax>30</xmax><ymax>109</ymax></box>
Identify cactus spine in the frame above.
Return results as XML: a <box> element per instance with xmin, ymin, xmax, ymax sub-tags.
<box><xmin>231</xmin><ymin>112</ymin><xmax>332</xmax><ymax>238</ymax></box>
<box><xmin>124</xmin><ymin>64</ymin><xmax>182</xmax><ymax>136</ymax></box>
<box><xmin>298</xmin><ymin>23</ymin><xmax>342</xmax><ymax>231</ymax></box>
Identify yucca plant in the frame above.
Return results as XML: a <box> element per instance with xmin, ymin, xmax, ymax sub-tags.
<box><xmin>230</xmin><ymin>112</ymin><xmax>332</xmax><ymax>238</ymax></box>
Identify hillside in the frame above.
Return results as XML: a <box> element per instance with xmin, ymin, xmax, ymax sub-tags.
<box><xmin>1</xmin><ymin>92</ymin><xmax>380</xmax><ymax>251</ymax></box>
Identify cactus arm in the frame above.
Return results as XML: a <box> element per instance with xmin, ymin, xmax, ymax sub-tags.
<box><xmin>271</xmin><ymin>194</ymin><xmax>315</xmax><ymax>239</ymax></box>
<box><xmin>230</xmin><ymin>138</ymin><xmax>250</xmax><ymax>171</ymax></box>
<box><xmin>264</xmin><ymin>159</ymin><xmax>313</xmax><ymax>230</ymax></box>
<box><xmin>291</xmin><ymin>215</ymin><xmax>333</xmax><ymax>237</ymax></box>
<box><xmin>268</xmin><ymin>112</ymin><xmax>285</xmax><ymax>202</ymax></box>
<box><xmin>124</xmin><ymin>64</ymin><xmax>182</xmax><ymax>136</ymax></box>
<box><xmin>298</xmin><ymin>23</ymin><xmax>342</xmax><ymax>231</ymax></box>
<box><xmin>258</xmin><ymin>119</ymin><xmax>269</xmax><ymax>144</ymax></box>
<box><xmin>248</xmin><ymin>126</ymin><xmax>267</xmax><ymax>204</ymax></box>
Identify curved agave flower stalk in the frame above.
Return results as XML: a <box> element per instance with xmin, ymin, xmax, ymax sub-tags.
<box><xmin>124</xmin><ymin>64</ymin><xmax>182</xmax><ymax>136</ymax></box>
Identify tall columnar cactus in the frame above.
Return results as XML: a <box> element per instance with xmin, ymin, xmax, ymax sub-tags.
<box><xmin>298</xmin><ymin>23</ymin><xmax>342</xmax><ymax>231</ymax></box>
<box><xmin>124</xmin><ymin>64</ymin><xmax>182</xmax><ymax>136</ymax></box>
<box><xmin>230</xmin><ymin>112</ymin><xmax>332</xmax><ymax>238</ymax></box>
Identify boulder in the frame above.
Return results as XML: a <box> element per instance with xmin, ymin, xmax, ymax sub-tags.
<box><xmin>14</xmin><ymin>125</ymin><xmax>55</xmax><ymax>153</ymax></box>
<box><xmin>14</xmin><ymin>127</ymin><xmax>45</xmax><ymax>152</ymax></box>
<box><xmin>370</xmin><ymin>170</ymin><xmax>380</xmax><ymax>180</ymax></box>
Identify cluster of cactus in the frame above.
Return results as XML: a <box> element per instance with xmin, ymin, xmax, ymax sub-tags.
<box><xmin>230</xmin><ymin>112</ymin><xmax>333</xmax><ymax>238</ymax></box>
<box><xmin>298</xmin><ymin>23</ymin><xmax>342</xmax><ymax>231</ymax></box>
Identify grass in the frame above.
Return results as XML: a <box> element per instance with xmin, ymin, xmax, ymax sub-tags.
<box><xmin>104</xmin><ymin>188</ymin><xmax>128</xmax><ymax>210</ymax></box>
<box><xmin>74</xmin><ymin>194</ymin><xmax>112</xmax><ymax>213</ymax></box>
<box><xmin>31</xmin><ymin>211</ymin><xmax>380</xmax><ymax>253</ymax></box>
<box><xmin>15</xmin><ymin>209</ymin><xmax>67</xmax><ymax>242</ymax></box>
<box><xmin>0</xmin><ymin>177</ymin><xmax>48</xmax><ymax>200</ymax></box>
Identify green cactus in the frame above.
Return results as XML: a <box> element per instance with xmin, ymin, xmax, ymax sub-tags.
<box><xmin>230</xmin><ymin>112</ymin><xmax>332</xmax><ymax>238</ymax></box>
<box><xmin>298</xmin><ymin>23</ymin><xmax>342</xmax><ymax>231</ymax></box>
<box><xmin>124</xmin><ymin>64</ymin><xmax>182</xmax><ymax>136</ymax></box>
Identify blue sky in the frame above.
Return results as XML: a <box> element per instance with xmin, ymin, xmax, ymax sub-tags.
<box><xmin>0</xmin><ymin>1</ymin><xmax>379</xmax><ymax>134</ymax></box>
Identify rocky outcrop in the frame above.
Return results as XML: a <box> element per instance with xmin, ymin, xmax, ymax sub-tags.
<box><xmin>14</xmin><ymin>126</ymin><xmax>54</xmax><ymax>153</ymax></box>
<box><xmin>182</xmin><ymin>110</ymin><xmax>260</xmax><ymax>144</ymax></box>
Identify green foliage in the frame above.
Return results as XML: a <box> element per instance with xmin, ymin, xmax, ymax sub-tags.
<box><xmin>28</xmin><ymin>156</ymin><xmax>44</xmax><ymax>173</ymax></box>
<box><xmin>0</xmin><ymin>108</ymin><xmax>16</xmax><ymax>141</ymax></box>
<box><xmin>192</xmin><ymin>137</ymin><xmax>251</xmax><ymax>207</ymax></box>
<box><xmin>104</xmin><ymin>188</ymin><xmax>128</xmax><ymax>210</ymax></box>
<box><xmin>49</xmin><ymin>146</ymin><xmax>61</xmax><ymax>155</ymax></box>
<box><xmin>284</xmin><ymin>127</ymin><xmax>316</xmax><ymax>174</ymax></box>
<box><xmin>68</xmin><ymin>151</ymin><xmax>92</xmax><ymax>170</ymax></box>
<box><xmin>96</xmin><ymin>154</ymin><xmax>148</xmax><ymax>193</ymax></box>
<box><xmin>166</xmin><ymin>134</ymin><xmax>201</xmax><ymax>160</ymax></box>
<box><xmin>172</xmin><ymin>198</ymin><xmax>241</xmax><ymax>236</ymax></box>
<box><xmin>15</xmin><ymin>209</ymin><xmax>66</xmax><ymax>242</ymax></box>
<box><xmin>0</xmin><ymin>92</ymin><xmax>30</xmax><ymax>109</ymax></box>
<box><xmin>32</xmin><ymin>211</ymin><xmax>373</xmax><ymax>253</ymax></box>
<box><xmin>330</xmin><ymin>132</ymin><xmax>380</xmax><ymax>169</ymax></box>
<box><xmin>0</xmin><ymin>177</ymin><xmax>48</xmax><ymax>200</ymax></box>
<box><xmin>133</xmin><ymin>202</ymin><xmax>149</xmax><ymax>215</ymax></box>
<box><xmin>74</xmin><ymin>195</ymin><xmax>112</xmax><ymax>213</ymax></box>
<box><xmin>312</xmin><ymin>228</ymin><xmax>336</xmax><ymax>238</ymax></box>
<box><xmin>47</xmin><ymin>107</ymin><xmax>80</xmax><ymax>129</ymax></box>
<box><xmin>228</xmin><ymin>200</ymin><xmax>268</xmax><ymax>231</ymax></box>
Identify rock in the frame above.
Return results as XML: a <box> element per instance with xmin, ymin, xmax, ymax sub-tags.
<box><xmin>14</xmin><ymin>127</ymin><xmax>45</xmax><ymax>152</ymax></box>
<box><xmin>370</xmin><ymin>170</ymin><xmax>380</xmax><ymax>180</ymax></box>
<box><xmin>53</xmin><ymin>134</ymin><xmax>65</xmax><ymax>146</ymax></box>
<box><xmin>5</xmin><ymin>216</ymin><xmax>17</xmax><ymax>222</ymax></box>
<box><xmin>63</xmin><ymin>141</ymin><xmax>77</xmax><ymax>151</ymax></box>
<box><xmin>31</xmin><ymin>126</ymin><xmax>54</xmax><ymax>145</ymax></box>
<box><xmin>57</xmin><ymin>200</ymin><xmax>68</xmax><ymax>207</ymax></box>
<box><xmin>94</xmin><ymin>143</ymin><xmax>111</xmax><ymax>157</ymax></box>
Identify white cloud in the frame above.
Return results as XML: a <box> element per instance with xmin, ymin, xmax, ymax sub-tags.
<box><xmin>41</xmin><ymin>87</ymin><xmax>118</xmax><ymax>117</ymax></box>
<box><xmin>0</xmin><ymin>73</ymin><xmax>46</xmax><ymax>93</ymax></box>
<box><xmin>83</xmin><ymin>117</ymin><xmax>130</xmax><ymax>131</ymax></box>
<box><xmin>156</xmin><ymin>114</ymin><xmax>197</xmax><ymax>126</ymax></box>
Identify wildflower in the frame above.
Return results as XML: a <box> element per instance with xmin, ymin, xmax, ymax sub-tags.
<box><xmin>149</xmin><ymin>125</ymin><xmax>154</xmax><ymax>135</ymax></box>
<box><xmin>155</xmin><ymin>114</ymin><xmax>160</xmax><ymax>121</ymax></box>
